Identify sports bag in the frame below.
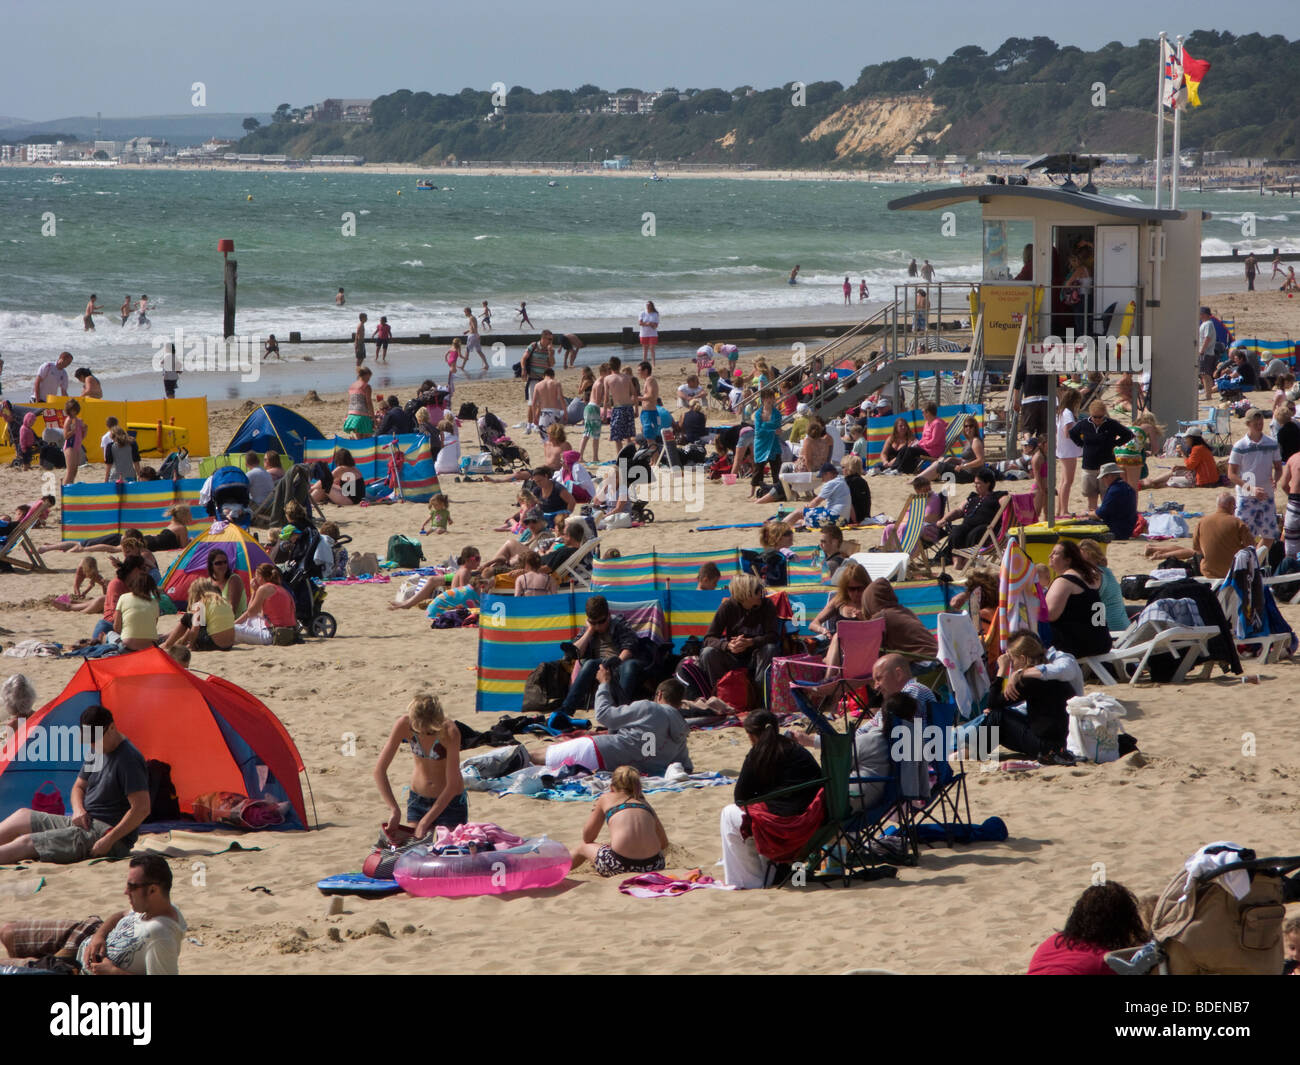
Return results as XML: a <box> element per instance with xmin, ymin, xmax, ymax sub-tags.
<box><xmin>386</xmin><ymin>534</ymin><xmax>425</xmax><ymax>568</ymax></box>
<box><xmin>716</xmin><ymin>668</ymin><xmax>757</xmax><ymax>713</ymax></box>
<box><xmin>674</xmin><ymin>656</ymin><xmax>713</xmax><ymax>700</ymax></box>
<box><xmin>362</xmin><ymin>823</ymin><xmax>425</xmax><ymax>880</ymax></box>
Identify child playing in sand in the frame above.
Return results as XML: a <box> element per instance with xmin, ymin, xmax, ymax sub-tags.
<box><xmin>374</xmin><ymin>693</ymin><xmax>467</xmax><ymax>838</ymax></box>
<box><xmin>570</xmin><ymin>765</ymin><xmax>669</xmax><ymax>877</ymax></box>
<box><xmin>420</xmin><ymin>493</ymin><xmax>451</xmax><ymax>535</ymax></box>
<box><xmin>58</xmin><ymin>557</ymin><xmax>109</xmax><ymax>612</ymax></box>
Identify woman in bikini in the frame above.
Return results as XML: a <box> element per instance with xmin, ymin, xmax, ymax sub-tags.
<box><xmin>374</xmin><ymin>693</ymin><xmax>467</xmax><ymax>837</ymax></box>
<box><xmin>570</xmin><ymin>765</ymin><xmax>669</xmax><ymax>877</ymax></box>
<box><xmin>513</xmin><ymin>550</ymin><xmax>556</xmax><ymax>596</ymax></box>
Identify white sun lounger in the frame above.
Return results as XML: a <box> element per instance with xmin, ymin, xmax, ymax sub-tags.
<box><xmin>848</xmin><ymin>551</ymin><xmax>911</xmax><ymax>583</ymax></box>
<box><xmin>1079</xmin><ymin>621</ymin><xmax>1224</xmax><ymax>686</ymax></box>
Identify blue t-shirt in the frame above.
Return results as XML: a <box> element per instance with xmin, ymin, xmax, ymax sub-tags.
<box><xmin>753</xmin><ymin>406</ymin><xmax>784</xmax><ymax>462</ymax></box>
<box><xmin>1096</xmin><ymin>479</ymin><xmax>1138</xmax><ymax>541</ymax></box>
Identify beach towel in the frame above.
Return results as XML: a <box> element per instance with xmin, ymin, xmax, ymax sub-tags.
<box><xmin>618</xmin><ymin>871</ymin><xmax>736</xmax><ymax>898</ymax></box>
<box><xmin>997</xmin><ymin>540</ymin><xmax>1040</xmax><ymax>653</ymax></box>
<box><xmin>432</xmin><ymin>822</ymin><xmax>526</xmax><ymax>850</ymax></box>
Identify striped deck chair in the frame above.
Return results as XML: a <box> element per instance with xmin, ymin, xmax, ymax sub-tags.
<box><xmin>884</xmin><ymin>494</ymin><xmax>942</xmax><ymax>577</ymax></box>
<box><xmin>0</xmin><ymin>500</ymin><xmax>50</xmax><ymax>573</ymax></box>
<box><xmin>950</xmin><ymin>490</ymin><xmax>1035</xmax><ymax>570</ymax></box>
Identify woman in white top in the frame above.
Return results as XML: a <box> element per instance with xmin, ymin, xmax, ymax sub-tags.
<box><xmin>638</xmin><ymin>301</ymin><xmax>660</xmax><ymax>365</ymax></box>
<box><xmin>433</xmin><ymin>417</ymin><xmax>461</xmax><ymax>476</ymax></box>
<box><xmin>1056</xmin><ymin>388</ymin><xmax>1084</xmax><ymax>515</ymax></box>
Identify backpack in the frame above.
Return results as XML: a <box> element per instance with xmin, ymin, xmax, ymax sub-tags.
<box><xmin>522</xmin><ymin>659</ymin><xmax>571</xmax><ymax>713</ymax></box>
<box><xmin>145</xmin><ymin>760</ymin><xmax>181</xmax><ymax>822</ymax></box>
<box><xmin>674</xmin><ymin>656</ymin><xmax>713</xmax><ymax>701</ymax></box>
<box><xmin>386</xmin><ymin>534</ymin><xmax>424</xmax><ymax>568</ymax></box>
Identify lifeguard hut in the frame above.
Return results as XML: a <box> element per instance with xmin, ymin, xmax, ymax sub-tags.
<box><xmin>888</xmin><ymin>154</ymin><xmax>1206</xmax><ymax>431</ymax></box>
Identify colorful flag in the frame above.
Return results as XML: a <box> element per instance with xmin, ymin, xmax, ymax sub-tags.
<box><xmin>1161</xmin><ymin>37</ymin><xmax>1183</xmax><ymax>110</ymax></box>
<box><xmin>1182</xmin><ymin>47</ymin><xmax>1210</xmax><ymax>107</ymax></box>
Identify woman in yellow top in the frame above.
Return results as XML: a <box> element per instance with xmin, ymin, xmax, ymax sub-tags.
<box><xmin>160</xmin><ymin>578</ymin><xmax>236</xmax><ymax>653</ymax></box>
<box><xmin>113</xmin><ymin>567</ymin><xmax>160</xmax><ymax>651</ymax></box>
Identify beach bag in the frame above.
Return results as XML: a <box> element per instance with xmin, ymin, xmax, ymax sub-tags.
<box><xmin>363</xmin><ymin>824</ymin><xmax>425</xmax><ymax>880</ymax></box>
<box><xmin>522</xmin><ymin>659</ymin><xmax>570</xmax><ymax>713</ymax></box>
<box><xmin>272</xmin><ymin>626</ymin><xmax>301</xmax><ymax>646</ymax></box>
<box><xmin>1065</xmin><ymin>693</ymin><xmax>1127</xmax><ymax>763</ymax></box>
<box><xmin>460</xmin><ymin>453</ymin><xmax>494</xmax><ymax>475</ymax></box>
<box><xmin>145</xmin><ymin>760</ymin><xmax>181</xmax><ymax>822</ymax></box>
<box><xmin>1146</xmin><ymin>512</ymin><xmax>1189</xmax><ymax>538</ymax></box>
<box><xmin>386</xmin><ymin>534</ymin><xmax>424</xmax><ymax>568</ymax></box>
<box><xmin>31</xmin><ymin>781</ymin><xmax>65</xmax><ymax>817</ymax></box>
<box><xmin>716</xmin><ymin>669</ymin><xmax>757</xmax><ymax>713</ymax></box>
<box><xmin>674</xmin><ymin>656</ymin><xmax>713</xmax><ymax>700</ymax></box>
<box><xmin>347</xmin><ymin>551</ymin><xmax>380</xmax><ymax>577</ymax></box>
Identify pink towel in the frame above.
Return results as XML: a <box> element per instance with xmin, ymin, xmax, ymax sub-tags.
<box><xmin>618</xmin><ymin>872</ymin><xmax>736</xmax><ymax>898</ymax></box>
<box><xmin>433</xmin><ymin>822</ymin><xmax>526</xmax><ymax>850</ymax></box>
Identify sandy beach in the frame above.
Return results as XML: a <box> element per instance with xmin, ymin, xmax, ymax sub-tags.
<box><xmin>2</xmin><ymin>278</ymin><xmax>1299</xmax><ymax>976</ymax></box>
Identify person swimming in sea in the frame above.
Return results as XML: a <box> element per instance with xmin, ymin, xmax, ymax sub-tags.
<box><xmin>789</xmin><ymin>265</ymin><xmax>800</xmax><ymax>285</ymax></box>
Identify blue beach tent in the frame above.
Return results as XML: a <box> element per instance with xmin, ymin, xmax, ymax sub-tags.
<box><xmin>223</xmin><ymin>404</ymin><xmax>324</xmax><ymax>465</ymax></box>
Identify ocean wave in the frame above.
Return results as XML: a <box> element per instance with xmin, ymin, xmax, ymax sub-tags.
<box><xmin>399</xmin><ymin>260</ymin><xmax>424</xmax><ymax>267</ymax></box>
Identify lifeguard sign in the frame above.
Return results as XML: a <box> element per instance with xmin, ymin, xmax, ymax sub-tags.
<box><xmin>979</xmin><ymin>285</ymin><xmax>1035</xmax><ymax>356</ymax></box>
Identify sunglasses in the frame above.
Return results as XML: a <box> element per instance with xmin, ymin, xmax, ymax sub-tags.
<box><xmin>848</xmin><ymin>584</ymin><xmax>866</xmax><ymax>592</ymax></box>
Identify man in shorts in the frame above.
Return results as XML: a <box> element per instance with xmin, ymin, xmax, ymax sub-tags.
<box><xmin>604</xmin><ymin>356</ymin><xmax>635</xmax><ymax>449</ymax></box>
<box><xmin>83</xmin><ymin>294</ymin><xmax>103</xmax><ymax>331</ymax></box>
<box><xmin>638</xmin><ymin>361</ymin><xmax>661</xmax><ymax>442</ymax></box>
<box><xmin>1197</xmin><ymin>306</ymin><xmax>1219</xmax><ymax>401</ymax></box>
<box><xmin>530</xmin><ymin>368</ymin><xmax>566</xmax><ymax>430</ymax></box>
<box><xmin>1229</xmin><ymin>408</ymin><xmax>1283</xmax><ymax>549</ymax></box>
<box><xmin>554</xmin><ymin>332</ymin><xmax>584</xmax><ymax>369</ymax></box>
<box><xmin>581</xmin><ymin>371</ymin><xmax>605</xmax><ymax>462</ymax></box>
<box><xmin>0</xmin><ymin>705</ymin><xmax>150</xmax><ymax>865</ymax></box>
<box><xmin>1</xmin><ymin>854</ymin><xmax>186</xmax><ymax>974</ymax></box>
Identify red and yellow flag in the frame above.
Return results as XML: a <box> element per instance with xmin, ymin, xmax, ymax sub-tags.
<box><xmin>1182</xmin><ymin>47</ymin><xmax>1211</xmax><ymax>107</ymax></box>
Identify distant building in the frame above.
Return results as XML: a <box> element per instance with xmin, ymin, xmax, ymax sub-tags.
<box><xmin>602</xmin><ymin>155</ymin><xmax>631</xmax><ymax>170</ymax></box>
<box><xmin>25</xmin><ymin>142</ymin><xmax>63</xmax><ymax>161</ymax></box>
<box><xmin>0</xmin><ymin>144</ymin><xmax>20</xmax><ymax>161</ymax></box>
<box><xmin>600</xmin><ymin>91</ymin><xmax>673</xmax><ymax>115</ymax></box>
<box><xmin>303</xmin><ymin>98</ymin><xmax>373</xmax><ymax>124</ymax></box>
<box><xmin>893</xmin><ymin>155</ymin><xmax>932</xmax><ymax>166</ymax></box>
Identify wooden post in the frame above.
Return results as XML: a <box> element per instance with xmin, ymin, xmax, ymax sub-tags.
<box><xmin>223</xmin><ymin>259</ymin><xmax>237</xmax><ymax>338</ymax></box>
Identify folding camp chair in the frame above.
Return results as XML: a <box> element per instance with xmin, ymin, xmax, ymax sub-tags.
<box><xmin>773</xmin><ymin>619</ymin><xmax>886</xmax><ymax>720</ymax></box>
<box><xmin>739</xmin><ymin>697</ymin><xmax>917</xmax><ymax>887</ymax></box>
<box><xmin>1176</xmin><ymin>407</ymin><xmax>1232</xmax><ymax>455</ymax></box>
<box><xmin>0</xmin><ymin>500</ymin><xmax>50</xmax><ymax>573</ymax></box>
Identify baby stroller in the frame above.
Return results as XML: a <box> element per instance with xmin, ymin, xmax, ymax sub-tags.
<box><xmin>475</xmin><ymin>407</ymin><xmax>531</xmax><ymax>472</ymax></box>
<box><xmin>1106</xmin><ymin>846</ymin><xmax>1300</xmax><ymax>975</ymax></box>
<box><xmin>206</xmin><ymin>465</ymin><xmax>252</xmax><ymax>528</ymax></box>
<box><xmin>281</xmin><ymin>525</ymin><xmax>337</xmax><ymax>638</ymax></box>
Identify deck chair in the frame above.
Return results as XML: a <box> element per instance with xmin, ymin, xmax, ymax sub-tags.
<box><xmin>884</xmin><ymin>494</ymin><xmax>944</xmax><ymax>577</ymax></box>
<box><xmin>552</xmin><ymin>535</ymin><xmax>600</xmax><ymax>591</ymax></box>
<box><xmin>848</xmin><ymin>551</ymin><xmax>910</xmax><ymax>583</ymax></box>
<box><xmin>1176</xmin><ymin>407</ymin><xmax>1232</xmax><ymax>455</ymax></box>
<box><xmin>1078</xmin><ymin>618</ymin><xmax>1224</xmax><ymax>686</ymax></box>
<box><xmin>0</xmin><ymin>500</ymin><xmax>51</xmax><ymax>573</ymax></box>
<box><xmin>949</xmin><ymin>492</ymin><xmax>1014</xmax><ymax>569</ymax></box>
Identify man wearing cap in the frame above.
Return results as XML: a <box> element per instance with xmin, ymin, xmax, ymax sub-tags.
<box><xmin>1086</xmin><ymin>463</ymin><xmax>1138</xmax><ymax>541</ymax></box>
<box><xmin>1229</xmin><ymin>408</ymin><xmax>1283</xmax><ymax>548</ymax></box>
<box><xmin>790</xmin><ymin>462</ymin><xmax>852</xmax><ymax>529</ymax></box>
<box><xmin>1198</xmin><ymin>306</ymin><xmax>1220</xmax><ymax>402</ymax></box>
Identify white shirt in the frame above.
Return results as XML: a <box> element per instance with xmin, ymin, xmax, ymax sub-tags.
<box><xmin>676</xmin><ymin>383</ymin><xmax>704</xmax><ymax>406</ymax></box>
<box><xmin>818</xmin><ymin>475</ymin><xmax>851</xmax><ymax>517</ymax></box>
<box><xmin>1056</xmin><ymin>408</ymin><xmax>1083</xmax><ymax>460</ymax></box>
<box><xmin>34</xmin><ymin>361</ymin><xmax>68</xmax><ymax>401</ymax></box>
<box><xmin>1198</xmin><ymin>318</ymin><xmax>1215</xmax><ymax>355</ymax></box>
<box><xmin>246</xmin><ymin>466</ymin><xmax>274</xmax><ymax>506</ymax></box>
<box><xmin>77</xmin><ymin>908</ymin><xmax>187</xmax><ymax>975</ymax></box>
<box><xmin>638</xmin><ymin>311</ymin><xmax>659</xmax><ymax>339</ymax></box>
<box><xmin>434</xmin><ymin>430</ymin><xmax>461</xmax><ymax>475</ymax></box>
<box><xmin>558</xmin><ymin>462</ymin><xmax>596</xmax><ymax>499</ymax></box>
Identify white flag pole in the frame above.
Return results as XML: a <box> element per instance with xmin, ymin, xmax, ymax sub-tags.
<box><xmin>1154</xmin><ymin>32</ymin><xmax>1166</xmax><ymax>209</ymax></box>
<box><xmin>1171</xmin><ymin>35</ymin><xmax>1183</xmax><ymax>210</ymax></box>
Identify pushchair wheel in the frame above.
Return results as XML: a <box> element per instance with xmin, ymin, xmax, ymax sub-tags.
<box><xmin>641</xmin><ymin>508</ymin><xmax>655</xmax><ymax>524</ymax></box>
<box><xmin>311</xmin><ymin>613</ymin><xmax>337</xmax><ymax>638</ymax></box>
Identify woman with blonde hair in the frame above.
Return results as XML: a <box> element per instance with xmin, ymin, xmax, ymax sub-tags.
<box><xmin>1056</xmin><ymin>387</ymin><xmax>1084</xmax><ymax>515</ymax></box>
<box><xmin>700</xmin><ymin>572</ymin><xmax>782</xmax><ymax>692</ymax></box>
<box><xmin>986</xmin><ymin>630</ymin><xmax>1083</xmax><ymax>766</ymax></box>
<box><xmin>570</xmin><ymin>765</ymin><xmax>669</xmax><ymax>876</ymax></box>
<box><xmin>810</xmin><ymin>561</ymin><xmax>869</xmax><ymax>666</ymax></box>
<box><xmin>103</xmin><ymin>425</ymin><xmax>142</xmax><ymax>482</ymax></box>
<box><xmin>161</xmin><ymin>577</ymin><xmax>236</xmax><ymax>652</ymax></box>
<box><xmin>374</xmin><ymin>693</ymin><xmax>467</xmax><ymax>838</ymax></box>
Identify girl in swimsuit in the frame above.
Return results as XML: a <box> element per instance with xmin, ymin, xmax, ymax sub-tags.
<box><xmin>570</xmin><ymin>765</ymin><xmax>668</xmax><ymax>877</ymax></box>
<box><xmin>374</xmin><ymin>693</ymin><xmax>467</xmax><ymax>838</ymax></box>
<box><xmin>62</xmin><ymin>399</ymin><xmax>87</xmax><ymax>486</ymax></box>
<box><xmin>513</xmin><ymin>550</ymin><xmax>556</xmax><ymax>596</ymax></box>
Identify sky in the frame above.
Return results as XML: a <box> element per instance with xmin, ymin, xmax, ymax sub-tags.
<box><xmin>2</xmin><ymin>0</ymin><xmax>1298</xmax><ymax>120</ymax></box>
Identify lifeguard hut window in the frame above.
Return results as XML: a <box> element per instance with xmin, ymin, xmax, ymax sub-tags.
<box><xmin>983</xmin><ymin>219</ymin><xmax>1034</xmax><ymax>281</ymax></box>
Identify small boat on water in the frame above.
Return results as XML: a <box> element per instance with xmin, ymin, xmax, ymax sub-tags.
<box><xmin>547</xmin><ymin>180</ymin><xmax>558</xmax><ymax>187</ymax></box>
<box><xmin>416</xmin><ymin>179</ymin><xmax>437</xmax><ymax>191</ymax></box>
